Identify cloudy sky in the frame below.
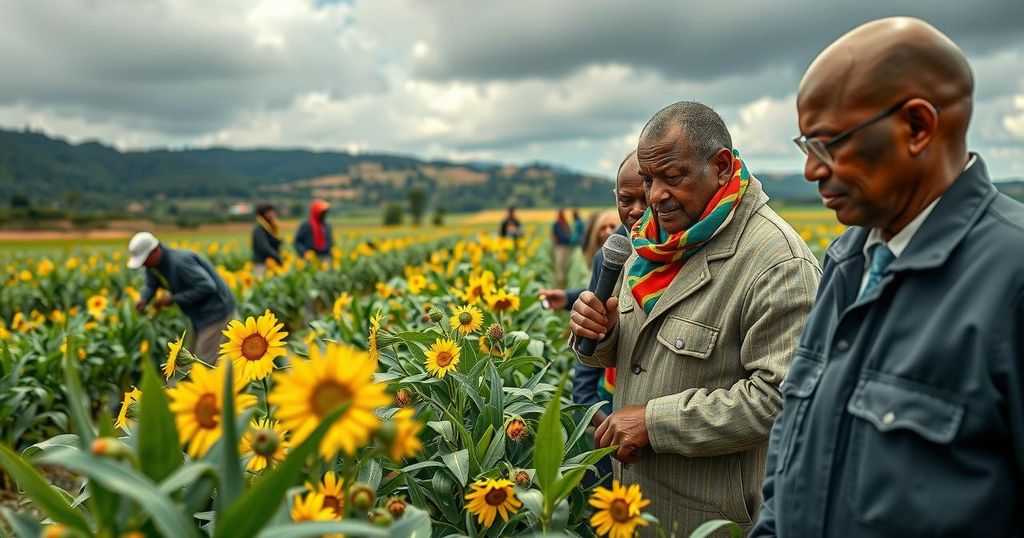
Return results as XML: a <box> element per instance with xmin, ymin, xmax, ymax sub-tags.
<box><xmin>2</xmin><ymin>0</ymin><xmax>1023</xmax><ymax>178</ymax></box>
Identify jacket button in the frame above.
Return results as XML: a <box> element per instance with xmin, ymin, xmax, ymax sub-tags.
<box><xmin>835</xmin><ymin>339</ymin><xmax>850</xmax><ymax>352</ymax></box>
<box><xmin>882</xmin><ymin>412</ymin><xmax>895</xmax><ymax>425</ymax></box>
<box><xmin>674</xmin><ymin>339</ymin><xmax>684</xmax><ymax>350</ymax></box>
<box><xmin>631</xmin><ymin>364</ymin><xmax>642</xmax><ymax>375</ymax></box>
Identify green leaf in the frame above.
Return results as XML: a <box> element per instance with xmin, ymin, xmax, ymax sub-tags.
<box><xmin>257</xmin><ymin>521</ymin><xmax>388</xmax><ymax>538</ymax></box>
<box><xmin>158</xmin><ymin>462</ymin><xmax>216</xmax><ymax>496</ymax></box>
<box><xmin>474</xmin><ymin>424</ymin><xmax>495</xmax><ymax>463</ymax></box>
<box><xmin>534</xmin><ymin>374</ymin><xmax>567</xmax><ymax>497</ymax></box>
<box><xmin>36</xmin><ymin>448</ymin><xmax>198</xmax><ymax>538</ymax></box>
<box><xmin>60</xmin><ymin>354</ymin><xmax>94</xmax><ymax>449</ymax></box>
<box><xmin>213</xmin><ymin>405</ymin><xmax>346</xmax><ymax>538</ymax></box>
<box><xmin>22</xmin><ymin>434</ymin><xmax>79</xmax><ymax>458</ymax></box>
<box><xmin>564</xmin><ymin>402</ymin><xmax>605</xmax><ymax>455</ymax></box>
<box><xmin>425</xmin><ymin>421</ymin><xmax>455</xmax><ymax>445</ymax></box>
<box><xmin>357</xmin><ymin>458</ymin><xmax>383</xmax><ymax>490</ymax></box>
<box><xmin>399</xmin><ymin>461</ymin><xmax>446</xmax><ymax>475</ymax></box>
<box><xmin>548</xmin><ymin>467</ymin><xmax>587</xmax><ymax>508</ymax></box>
<box><xmin>480</xmin><ymin>427</ymin><xmax>507</xmax><ymax>471</ymax></box>
<box><xmin>138</xmin><ymin>358</ymin><xmax>182</xmax><ymax>483</ymax></box>
<box><xmin>516</xmin><ymin>488</ymin><xmax>544</xmax><ymax>518</ymax></box>
<box><xmin>2</xmin><ymin>508</ymin><xmax>42</xmax><ymax>538</ymax></box>
<box><xmin>688</xmin><ymin>519</ymin><xmax>743</xmax><ymax>538</ymax></box>
<box><xmin>217</xmin><ymin>361</ymin><xmax>244</xmax><ymax>512</ymax></box>
<box><xmin>390</xmin><ymin>505</ymin><xmax>433</xmax><ymax>538</ymax></box>
<box><xmin>441</xmin><ymin>449</ymin><xmax>470</xmax><ymax>486</ymax></box>
<box><xmin>0</xmin><ymin>445</ymin><xmax>91</xmax><ymax>534</ymax></box>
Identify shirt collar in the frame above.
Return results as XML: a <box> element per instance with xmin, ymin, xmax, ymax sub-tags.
<box><xmin>862</xmin><ymin>155</ymin><xmax>977</xmax><ymax>260</ymax></box>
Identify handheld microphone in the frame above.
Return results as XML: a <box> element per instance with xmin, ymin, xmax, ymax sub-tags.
<box><xmin>575</xmin><ymin>233</ymin><xmax>632</xmax><ymax>356</ymax></box>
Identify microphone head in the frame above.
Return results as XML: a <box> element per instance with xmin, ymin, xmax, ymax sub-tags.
<box><xmin>601</xmin><ymin>234</ymin><xmax>632</xmax><ymax>269</ymax></box>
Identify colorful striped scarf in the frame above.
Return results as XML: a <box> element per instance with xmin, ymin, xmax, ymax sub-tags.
<box><xmin>627</xmin><ymin>149</ymin><xmax>751</xmax><ymax>314</ymax></box>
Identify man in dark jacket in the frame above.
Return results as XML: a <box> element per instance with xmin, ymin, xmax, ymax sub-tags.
<box><xmin>252</xmin><ymin>203</ymin><xmax>282</xmax><ymax>275</ymax></box>
<box><xmin>129</xmin><ymin>232</ymin><xmax>237</xmax><ymax>365</ymax></box>
<box><xmin>753</xmin><ymin>18</ymin><xmax>1024</xmax><ymax>537</ymax></box>
<box><xmin>294</xmin><ymin>199</ymin><xmax>333</xmax><ymax>261</ymax></box>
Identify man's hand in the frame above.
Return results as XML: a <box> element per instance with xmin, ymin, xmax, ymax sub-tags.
<box><xmin>591</xmin><ymin>409</ymin><xmax>609</xmax><ymax>429</ymax></box>
<box><xmin>539</xmin><ymin>289</ymin><xmax>568</xmax><ymax>310</ymax></box>
<box><xmin>595</xmin><ymin>405</ymin><xmax>649</xmax><ymax>463</ymax></box>
<box><xmin>569</xmin><ymin>291</ymin><xmax>619</xmax><ymax>342</ymax></box>
<box><xmin>153</xmin><ymin>296</ymin><xmax>174</xmax><ymax>311</ymax></box>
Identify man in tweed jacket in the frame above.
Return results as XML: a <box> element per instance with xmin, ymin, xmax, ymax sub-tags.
<box><xmin>571</xmin><ymin>102</ymin><xmax>821</xmax><ymax>535</ymax></box>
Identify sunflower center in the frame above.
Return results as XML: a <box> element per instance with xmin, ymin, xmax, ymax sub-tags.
<box><xmin>322</xmin><ymin>494</ymin><xmax>343</xmax><ymax>515</ymax></box>
<box><xmin>195</xmin><ymin>394</ymin><xmax>219</xmax><ymax>429</ymax></box>
<box><xmin>484</xmin><ymin>487</ymin><xmax>508</xmax><ymax>506</ymax></box>
<box><xmin>458</xmin><ymin>312</ymin><xmax>473</xmax><ymax>325</ymax></box>
<box><xmin>241</xmin><ymin>334</ymin><xmax>269</xmax><ymax>361</ymax></box>
<box><xmin>435</xmin><ymin>351</ymin><xmax>454</xmax><ymax>367</ymax></box>
<box><xmin>310</xmin><ymin>381</ymin><xmax>352</xmax><ymax>418</ymax></box>
<box><xmin>609</xmin><ymin>499</ymin><xmax>632</xmax><ymax>522</ymax></box>
<box><xmin>495</xmin><ymin>299</ymin><xmax>512</xmax><ymax>310</ymax></box>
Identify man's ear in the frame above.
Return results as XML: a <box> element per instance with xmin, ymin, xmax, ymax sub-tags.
<box><xmin>714</xmin><ymin>148</ymin><xmax>734</xmax><ymax>185</ymax></box>
<box><xmin>904</xmin><ymin>98</ymin><xmax>940</xmax><ymax>157</ymax></box>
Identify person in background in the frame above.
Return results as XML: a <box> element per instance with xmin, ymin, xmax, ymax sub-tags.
<box><xmin>539</xmin><ymin>149</ymin><xmax>648</xmax><ymax>487</ymax></box>
<box><xmin>251</xmin><ymin>203</ymin><xmax>282</xmax><ymax>276</ymax></box>
<box><xmin>294</xmin><ymin>199</ymin><xmax>333</xmax><ymax>261</ymax></box>
<box><xmin>128</xmin><ymin>231</ymin><xmax>237</xmax><ymax>365</ymax></box>
<box><xmin>572</xmin><ymin>208</ymin><xmax>586</xmax><ymax>248</ymax></box>
<box><xmin>570</xmin><ymin>102</ymin><xmax>820</xmax><ymax>534</ymax></box>
<box><xmin>499</xmin><ymin>206</ymin><xmax>522</xmax><ymax>241</ymax></box>
<box><xmin>551</xmin><ymin>208</ymin><xmax>574</xmax><ymax>288</ymax></box>
<box><xmin>583</xmin><ymin>210</ymin><xmax>620</xmax><ymax>269</ymax></box>
<box><xmin>754</xmin><ymin>18</ymin><xmax>1024</xmax><ymax>537</ymax></box>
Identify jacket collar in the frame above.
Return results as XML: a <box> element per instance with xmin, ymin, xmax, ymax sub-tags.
<box><xmin>825</xmin><ymin>154</ymin><xmax>995</xmax><ymax>272</ymax></box>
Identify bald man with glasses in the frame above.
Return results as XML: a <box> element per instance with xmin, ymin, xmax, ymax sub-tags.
<box><xmin>754</xmin><ymin>17</ymin><xmax>1024</xmax><ymax>537</ymax></box>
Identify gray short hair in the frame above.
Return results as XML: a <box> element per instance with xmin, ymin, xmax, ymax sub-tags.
<box><xmin>640</xmin><ymin>101</ymin><xmax>732</xmax><ymax>161</ymax></box>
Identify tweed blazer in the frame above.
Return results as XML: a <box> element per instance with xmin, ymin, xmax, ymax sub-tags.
<box><xmin>577</xmin><ymin>178</ymin><xmax>821</xmax><ymax>535</ymax></box>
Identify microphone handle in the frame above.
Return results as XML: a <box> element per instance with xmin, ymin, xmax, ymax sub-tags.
<box><xmin>574</xmin><ymin>261</ymin><xmax>623</xmax><ymax>356</ymax></box>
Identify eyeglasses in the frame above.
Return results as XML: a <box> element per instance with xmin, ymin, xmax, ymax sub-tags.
<box><xmin>793</xmin><ymin>98</ymin><xmax>934</xmax><ymax>168</ymax></box>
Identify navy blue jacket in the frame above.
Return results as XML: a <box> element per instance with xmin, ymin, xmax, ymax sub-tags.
<box><xmin>141</xmin><ymin>245</ymin><xmax>236</xmax><ymax>331</ymax></box>
<box><xmin>753</xmin><ymin>156</ymin><xmax>1024</xmax><ymax>537</ymax></box>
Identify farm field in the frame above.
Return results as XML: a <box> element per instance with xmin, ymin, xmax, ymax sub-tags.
<box><xmin>0</xmin><ymin>206</ymin><xmax>842</xmax><ymax>537</ymax></box>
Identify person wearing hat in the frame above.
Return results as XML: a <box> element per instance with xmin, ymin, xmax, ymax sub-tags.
<box><xmin>252</xmin><ymin>203</ymin><xmax>282</xmax><ymax>276</ymax></box>
<box><xmin>293</xmin><ymin>199</ymin><xmax>334</xmax><ymax>260</ymax></box>
<box><xmin>128</xmin><ymin>232</ymin><xmax>237</xmax><ymax>365</ymax></box>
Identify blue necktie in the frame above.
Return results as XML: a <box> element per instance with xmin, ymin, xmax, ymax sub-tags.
<box><xmin>860</xmin><ymin>244</ymin><xmax>896</xmax><ymax>299</ymax></box>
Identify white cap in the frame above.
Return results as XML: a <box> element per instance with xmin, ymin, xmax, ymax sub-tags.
<box><xmin>127</xmin><ymin>232</ymin><xmax>159</xmax><ymax>269</ymax></box>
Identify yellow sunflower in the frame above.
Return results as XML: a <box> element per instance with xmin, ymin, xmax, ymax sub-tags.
<box><xmin>407</xmin><ymin>274</ymin><xmax>427</xmax><ymax>295</ymax></box>
<box><xmin>486</xmin><ymin>289</ymin><xmax>521</xmax><ymax>313</ymax></box>
<box><xmin>333</xmin><ymin>293</ymin><xmax>352</xmax><ymax>321</ymax></box>
<box><xmin>114</xmin><ymin>387</ymin><xmax>142</xmax><ymax>431</ymax></box>
<box><xmin>240</xmin><ymin>418</ymin><xmax>289</xmax><ymax>472</ymax></box>
<box><xmin>220</xmin><ymin>311</ymin><xmax>288</xmax><ymax>382</ymax></box>
<box><xmin>164</xmin><ymin>331</ymin><xmax>186</xmax><ymax>380</ymax></box>
<box><xmin>268</xmin><ymin>343</ymin><xmax>391</xmax><ymax>459</ymax></box>
<box><xmin>86</xmin><ymin>295</ymin><xmax>108</xmax><ymax>319</ymax></box>
<box><xmin>166</xmin><ymin>363</ymin><xmax>258</xmax><ymax>458</ymax></box>
<box><xmin>368</xmin><ymin>310</ymin><xmax>383</xmax><ymax>366</ymax></box>
<box><xmin>449</xmin><ymin>305</ymin><xmax>484</xmax><ymax>335</ymax></box>
<box><xmin>588</xmin><ymin>480</ymin><xmax>651</xmax><ymax>538</ymax></box>
<box><xmin>386</xmin><ymin>408</ymin><xmax>423</xmax><ymax>462</ymax></box>
<box><xmin>376</xmin><ymin>282</ymin><xmax>394</xmax><ymax>299</ymax></box>
<box><xmin>304</xmin><ymin>471</ymin><xmax>345</xmax><ymax>518</ymax></box>
<box><xmin>464</xmin><ymin>478</ymin><xmax>522</xmax><ymax>527</ymax></box>
<box><xmin>425</xmin><ymin>338</ymin><xmax>461</xmax><ymax>378</ymax></box>
<box><xmin>291</xmin><ymin>491</ymin><xmax>337</xmax><ymax>523</ymax></box>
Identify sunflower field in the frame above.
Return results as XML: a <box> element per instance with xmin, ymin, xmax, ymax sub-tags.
<box><xmin>0</xmin><ymin>222</ymin><xmax>732</xmax><ymax>538</ymax></box>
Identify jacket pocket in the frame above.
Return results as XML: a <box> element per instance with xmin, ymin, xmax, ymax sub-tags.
<box><xmin>775</xmin><ymin>348</ymin><xmax>824</xmax><ymax>473</ymax></box>
<box><xmin>844</xmin><ymin>372</ymin><xmax>966</xmax><ymax>534</ymax></box>
<box><xmin>655</xmin><ymin>316</ymin><xmax>719</xmax><ymax>360</ymax></box>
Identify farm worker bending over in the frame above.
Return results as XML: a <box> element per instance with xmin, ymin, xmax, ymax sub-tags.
<box><xmin>128</xmin><ymin>232</ymin><xmax>237</xmax><ymax>365</ymax></box>
<box><xmin>569</xmin><ymin>101</ymin><xmax>821</xmax><ymax>535</ymax></box>
<box><xmin>753</xmin><ymin>17</ymin><xmax>1024</xmax><ymax>537</ymax></box>
<box><xmin>293</xmin><ymin>199</ymin><xmax>334</xmax><ymax>261</ymax></box>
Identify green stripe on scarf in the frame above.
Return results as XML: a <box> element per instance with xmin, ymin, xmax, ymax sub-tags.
<box><xmin>627</xmin><ymin>149</ymin><xmax>751</xmax><ymax>314</ymax></box>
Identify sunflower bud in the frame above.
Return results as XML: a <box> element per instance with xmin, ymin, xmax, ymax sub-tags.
<box><xmin>428</xmin><ymin>307</ymin><xmax>444</xmax><ymax>323</ymax></box>
<box><xmin>488</xmin><ymin>323</ymin><xmax>504</xmax><ymax>343</ymax></box>
<box><xmin>395</xmin><ymin>388</ymin><xmax>412</xmax><ymax>407</ymax></box>
<box><xmin>91</xmin><ymin>437</ymin><xmax>131</xmax><ymax>458</ymax></box>
<box><xmin>349</xmin><ymin>482</ymin><xmax>376</xmax><ymax>512</ymax></box>
<box><xmin>251</xmin><ymin>427</ymin><xmax>280</xmax><ymax>457</ymax></box>
<box><xmin>386</xmin><ymin>496</ymin><xmax>407</xmax><ymax>519</ymax></box>
<box><xmin>368</xmin><ymin>507</ymin><xmax>393</xmax><ymax>526</ymax></box>
<box><xmin>506</xmin><ymin>417</ymin><xmax>528</xmax><ymax>441</ymax></box>
<box><xmin>514</xmin><ymin>470</ymin><xmax>531</xmax><ymax>487</ymax></box>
